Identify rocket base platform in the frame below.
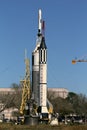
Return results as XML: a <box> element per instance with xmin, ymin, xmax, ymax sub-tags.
<box><xmin>24</xmin><ymin>115</ymin><xmax>39</xmax><ymax>125</ymax></box>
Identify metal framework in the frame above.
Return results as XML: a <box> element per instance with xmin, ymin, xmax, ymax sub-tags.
<box><xmin>20</xmin><ymin>50</ymin><xmax>30</xmax><ymax>115</ymax></box>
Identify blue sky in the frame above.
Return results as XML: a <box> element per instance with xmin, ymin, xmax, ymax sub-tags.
<box><xmin>0</xmin><ymin>0</ymin><xmax>87</xmax><ymax>95</ymax></box>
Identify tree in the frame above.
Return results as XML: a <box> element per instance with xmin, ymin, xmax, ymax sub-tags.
<box><xmin>66</xmin><ymin>92</ymin><xmax>87</xmax><ymax>116</ymax></box>
<box><xmin>48</xmin><ymin>91</ymin><xmax>87</xmax><ymax>116</ymax></box>
<box><xmin>50</xmin><ymin>97</ymin><xmax>74</xmax><ymax>115</ymax></box>
<box><xmin>0</xmin><ymin>83</ymin><xmax>22</xmax><ymax>113</ymax></box>
<box><xmin>47</xmin><ymin>91</ymin><xmax>74</xmax><ymax>115</ymax></box>
<box><xmin>11</xmin><ymin>83</ymin><xmax>22</xmax><ymax>109</ymax></box>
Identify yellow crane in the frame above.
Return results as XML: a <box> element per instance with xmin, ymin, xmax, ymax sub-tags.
<box><xmin>72</xmin><ymin>59</ymin><xmax>87</xmax><ymax>64</ymax></box>
<box><xmin>20</xmin><ymin>50</ymin><xmax>30</xmax><ymax>115</ymax></box>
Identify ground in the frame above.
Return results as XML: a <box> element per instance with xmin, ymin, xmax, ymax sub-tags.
<box><xmin>0</xmin><ymin>123</ymin><xmax>87</xmax><ymax>130</ymax></box>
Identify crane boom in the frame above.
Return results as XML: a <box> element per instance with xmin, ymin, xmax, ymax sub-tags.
<box><xmin>72</xmin><ymin>59</ymin><xmax>87</xmax><ymax>64</ymax></box>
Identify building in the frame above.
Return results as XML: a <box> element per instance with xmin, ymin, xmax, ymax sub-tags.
<box><xmin>0</xmin><ymin>88</ymin><xmax>15</xmax><ymax>95</ymax></box>
<box><xmin>48</xmin><ymin>88</ymin><xmax>69</xmax><ymax>99</ymax></box>
<box><xmin>1</xmin><ymin>108</ymin><xmax>18</xmax><ymax>120</ymax></box>
<box><xmin>0</xmin><ymin>87</ymin><xmax>69</xmax><ymax>99</ymax></box>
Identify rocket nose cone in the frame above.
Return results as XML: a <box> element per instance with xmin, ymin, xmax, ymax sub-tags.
<box><xmin>40</xmin><ymin>37</ymin><xmax>47</xmax><ymax>49</ymax></box>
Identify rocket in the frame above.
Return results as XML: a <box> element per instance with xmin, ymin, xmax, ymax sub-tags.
<box><xmin>32</xmin><ymin>9</ymin><xmax>48</xmax><ymax>114</ymax></box>
<box><xmin>39</xmin><ymin>36</ymin><xmax>48</xmax><ymax>113</ymax></box>
<box><xmin>32</xmin><ymin>9</ymin><xmax>42</xmax><ymax>105</ymax></box>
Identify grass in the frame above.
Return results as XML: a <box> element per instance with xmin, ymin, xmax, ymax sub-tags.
<box><xmin>0</xmin><ymin>123</ymin><xmax>87</xmax><ymax>130</ymax></box>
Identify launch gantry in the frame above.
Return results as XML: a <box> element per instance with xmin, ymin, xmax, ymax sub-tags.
<box><xmin>20</xmin><ymin>50</ymin><xmax>30</xmax><ymax>115</ymax></box>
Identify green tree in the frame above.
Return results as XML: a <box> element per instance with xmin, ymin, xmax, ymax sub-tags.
<box><xmin>66</xmin><ymin>92</ymin><xmax>87</xmax><ymax>116</ymax></box>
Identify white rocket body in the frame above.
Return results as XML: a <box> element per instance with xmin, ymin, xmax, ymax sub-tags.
<box><xmin>32</xmin><ymin>9</ymin><xmax>42</xmax><ymax>105</ymax></box>
<box><xmin>32</xmin><ymin>9</ymin><xmax>48</xmax><ymax>114</ymax></box>
<box><xmin>39</xmin><ymin>37</ymin><xmax>48</xmax><ymax>113</ymax></box>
